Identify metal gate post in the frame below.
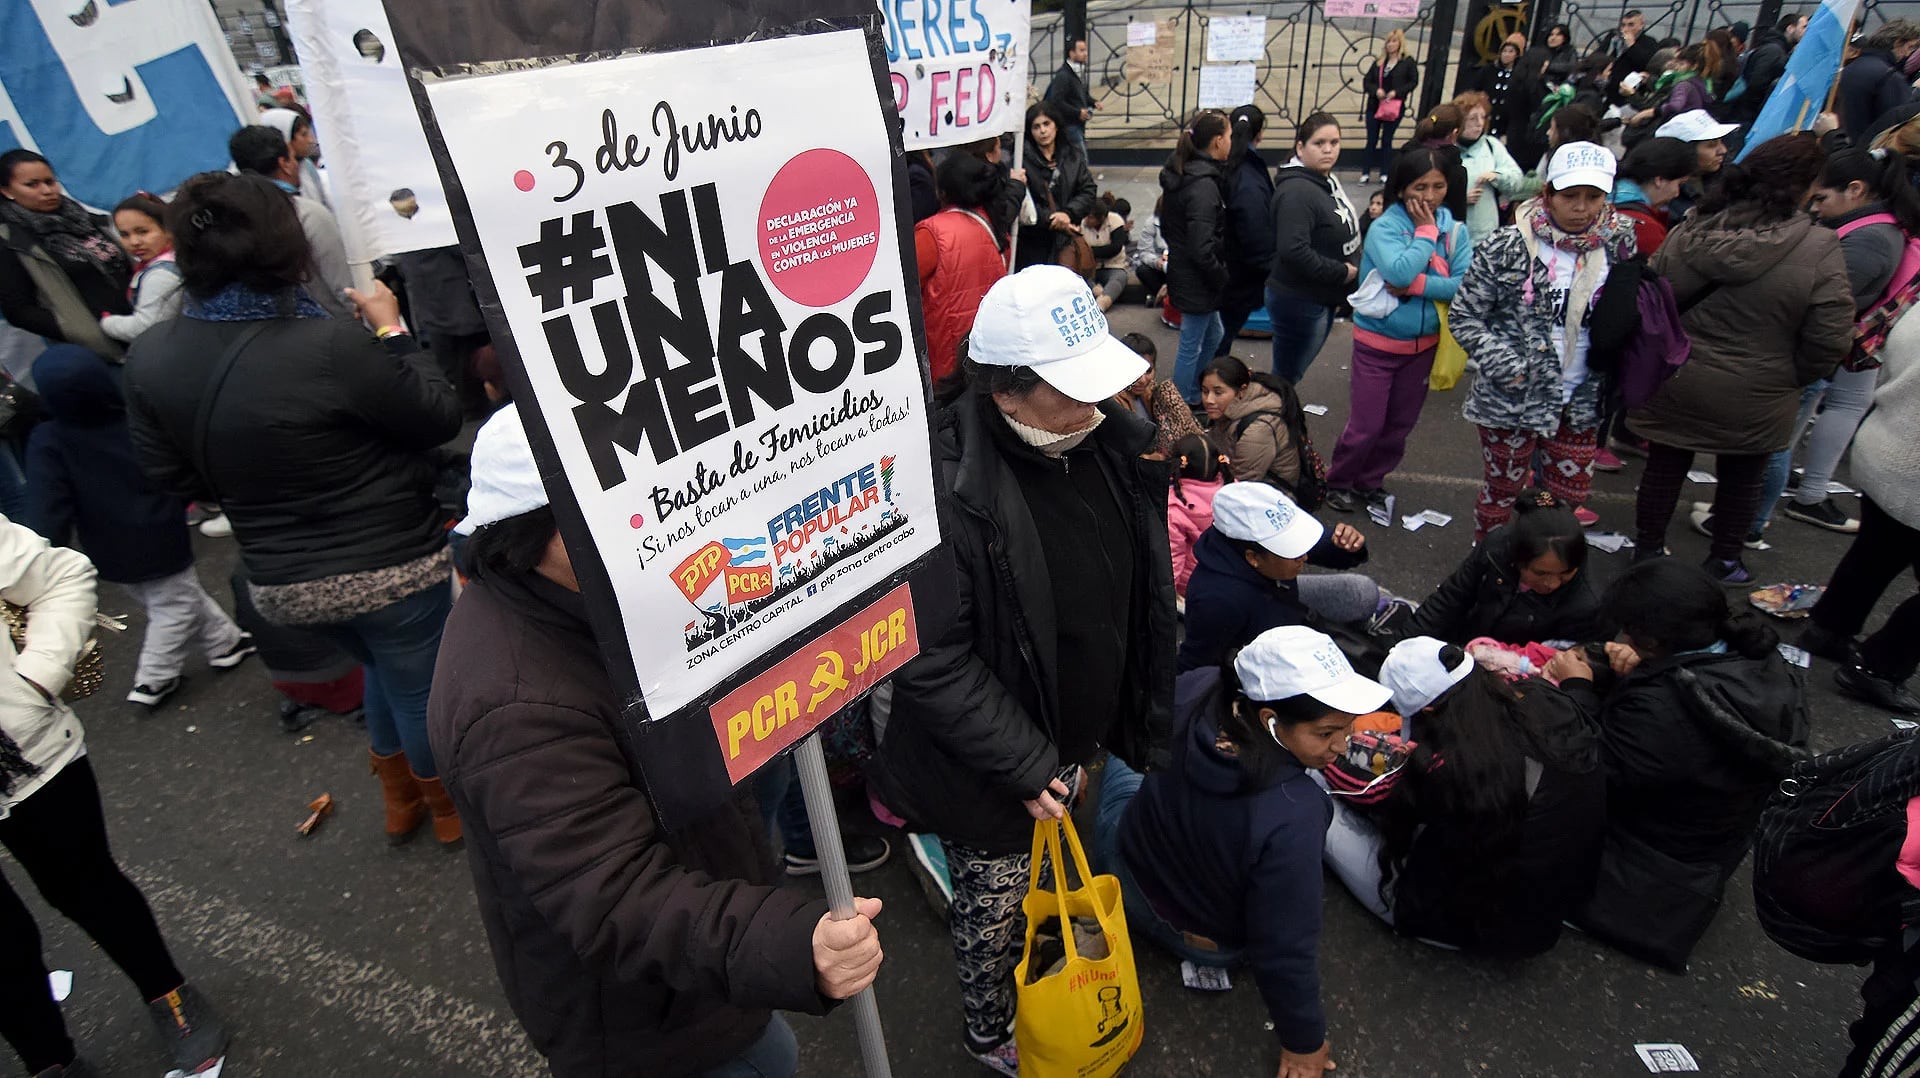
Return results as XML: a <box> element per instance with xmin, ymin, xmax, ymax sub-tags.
<box><xmin>1422</xmin><ymin>0</ymin><xmax>1465</xmax><ymax>115</ymax></box>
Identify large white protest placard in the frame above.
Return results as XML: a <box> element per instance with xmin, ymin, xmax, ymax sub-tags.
<box><xmin>1205</xmin><ymin>15</ymin><xmax>1267</xmax><ymax>63</ymax></box>
<box><xmin>280</xmin><ymin>0</ymin><xmax>454</xmax><ymax>260</ymax></box>
<box><xmin>879</xmin><ymin>0</ymin><xmax>1030</xmax><ymax>149</ymax></box>
<box><xmin>425</xmin><ymin>30</ymin><xmax>939</xmax><ymax>744</ymax></box>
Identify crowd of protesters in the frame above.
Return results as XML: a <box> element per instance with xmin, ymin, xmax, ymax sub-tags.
<box><xmin>5</xmin><ymin>14</ymin><xmax>1920</xmax><ymax>1078</ymax></box>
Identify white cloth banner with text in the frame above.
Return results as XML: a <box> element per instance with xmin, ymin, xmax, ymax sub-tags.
<box><xmin>879</xmin><ymin>0</ymin><xmax>1030</xmax><ymax>150</ymax></box>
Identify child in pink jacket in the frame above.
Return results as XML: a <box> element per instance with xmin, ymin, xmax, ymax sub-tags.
<box><xmin>1168</xmin><ymin>433</ymin><xmax>1231</xmax><ymax>600</ymax></box>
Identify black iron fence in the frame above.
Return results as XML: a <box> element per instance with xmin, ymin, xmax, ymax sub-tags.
<box><xmin>1032</xmin><ymin>0</ymin><xmax>1920</xmax><ymax>154</ymax></box>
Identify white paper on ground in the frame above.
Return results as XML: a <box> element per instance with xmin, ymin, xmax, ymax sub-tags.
<box><xmin>1777</xmin><ymin>644</ymin><xmax>1812</xmax><ymax>669</ymax></box>
<box><xmin>1587</xmin><ymin>532</ymin><xmax>1635</xmax><ymax>554</ymax></box>
<box><xmin>1303</xmin><ymin>403</ymin><xmax>1330</xmax><ymax>416</ymax></box>
<box><xmin>1686</xmin><ymin>470</ymin><xmax>1718</xmax><ymax>484</ymax></box>
<box><xmin>1179</xmin><ymin>960</ymin><xmax>1233</xmax><ymax>990</ymax></box>
<box><xmin>1419</xmin><ymin>509</ymin><xmax>1453</xmax><ymax>527</ymax></box>
<box><xmin>1367</xmin><ymin>494</ymin><xmax>1397</xmax><ymax>527</ymax></box>
<box><xmin>1895</xmin><ymin>719</ymin><xmax>1919</xmax><ymax>731</ymax></box>
<box><xmin>48</xmin><ymin>970</ymin><xmax>71</xmax><ymax>1002</ymax></box>
<box><xmin>1400</xmin><ymin>515</ymin><xmax>1427</xmax><ymax>531</ymax></box>
<box><xmin>1634</xmin><ymin>1043</ymin><xmax>1699</xmax><ymax>1072</ymax></box>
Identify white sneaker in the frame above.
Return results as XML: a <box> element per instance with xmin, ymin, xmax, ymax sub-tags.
<box><xmin>199</xmin><ymin>514</ymin><xmax>233</xmax><ymax>538</ymax></box>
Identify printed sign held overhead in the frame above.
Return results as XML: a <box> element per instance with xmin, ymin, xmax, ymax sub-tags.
<box><xmin>416</xmin><ymin>29</ymin><xmax>941</xmax><ymax>810</ymax></box>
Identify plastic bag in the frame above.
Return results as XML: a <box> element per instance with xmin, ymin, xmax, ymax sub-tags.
<box><xmin>1012</xmin><ymin>816</ymin><xmax>1143</xmax><ymax>1077</ymax></box>
<box><xmin>1430</xmin><ymin>301</ymin><xmax>1468</xmax><ymax>390</ymax></box>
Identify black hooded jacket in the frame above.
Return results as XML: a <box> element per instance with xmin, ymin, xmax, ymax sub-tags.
<box><xmin>1401</xmin><ymin>525</ymin><xmax>1607</xmax><ymax>646</ymax></box>
<box><xmin>875</xmin><ymin>390</ymin><xmax>1177</xmax><ymax>854</ymax></box>
<box><xmin>1266</xmin><ymin>165</ymin><xmax>1360</xmax><ymax>308</ymax></box>
<box><xmin>1386</xmin><ymin>679</ymin><xmax>1607</xmax><ymax>958</ymax></box>
<box><xmin>1560</xmin><ymin>644</ymin><xmax>1811</xmax><ymax>966</ymax></box>
<box><xmin>1159</xmin><ymin>156</ymin><xmax>1230</xmax><ymax>313</ymax></box>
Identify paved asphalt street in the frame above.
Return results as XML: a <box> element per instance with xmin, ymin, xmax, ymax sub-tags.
<box><xmin>10</xmin><ymin>247</ymin><xmax>1906</xmax><ymax>1075</ymax></box>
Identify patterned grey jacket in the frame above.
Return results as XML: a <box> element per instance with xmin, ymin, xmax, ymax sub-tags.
<box><xmin>1452</xmin><ymin>217</ymin><xmax>1637</xmax><ymax>435</ymax></box>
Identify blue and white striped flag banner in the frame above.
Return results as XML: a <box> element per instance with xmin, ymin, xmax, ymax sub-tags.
<box><xmin>1741</xmin><ymin>0</ymin><xmax>1864</xmax><ymax>159</ymax></box>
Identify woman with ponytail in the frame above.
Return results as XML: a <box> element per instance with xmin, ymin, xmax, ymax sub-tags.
<box><xmin>1095</xmin><ymin>625</ymin><xmax>1387</xmax><ymax>1078</ymax></box>
<box><xmin>1160</xmin><ymin>110</ymin><xmax>1234</xmax><ymax>402</ymax></box>
<box><xmin>1628</xmin><ymin>134</ymin><xmax>1854</xmax><ymax>584</ymax></box>
<box><xmin>1403</xmin><ymin>103</ymin><xmax>1470</xmax><ymax>222</ymax></box>
<box><xmin>1546</xmin><ymin>558</ymin><xmax>1809</xmax><ymax>971</ymax></box>
<box><xmin>1218</xmin><ymin>105</ymin><xmax>1276</xmax><ymax>352</ymax></box>
<box><xmin>1753</xmin><ymin>147</ymin><xmax>1920</xmax><ymax>536</ymax></box>
<box><xmin>1321</xmin><ymin>636</ymin><xmax>1605</xmax><ymax>956</ymax></box>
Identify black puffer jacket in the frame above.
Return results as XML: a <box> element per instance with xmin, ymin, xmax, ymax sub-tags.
<box><xmin>876</xmin><ymin>390</ymin><xmax>1177</xmax><ymax>854</ymax></box>
<box><xmin>125</xmin><ymin>315</ymin><xmax>461</xmax><ymax>584</ymax></box>
<box><xmin>1160</xmin><ymin>156</ymin><xmax>1230</xmax><ymax>313</ymax></box>
<box><xmin>429</xmin><ymin>568</ymin><xmax>832</xmax><ymax>1077</ymax></box>
<box><xmin>1387</xmin><ymin>679</ymin><xmax>1607</xmax><ymax>958</ymax></box>
<box><xmin>1401</xmin><ymin>526</ymin><xmax>1607</xmax><ymax>645</ymax></box>
<box><xmin>1221</xmin><ymin>147</ymin><xmax>1276</xmax><ymax>311</ymax></box>
<box><xmin>1561</xmin><ymin>643</ymin><xmax>1811</xmax><ymax>969</ymax></box>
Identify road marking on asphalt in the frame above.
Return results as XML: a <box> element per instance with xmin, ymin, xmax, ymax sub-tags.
<box><xmin>1388</xmin><ymin>470</ymin><xmax>1639</xmax><ymax>505</ymax></box>
<box><xmin>128</xmin><ymin>868</ymin><xmax>545</xmax><ymax>1076</ymax></box>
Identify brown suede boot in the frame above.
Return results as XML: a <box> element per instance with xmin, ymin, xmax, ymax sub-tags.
<box><xmin>369</xmin><ymin>749</ymin><xmax>426</xmax><ymax>845</ymax></box>
<box><xmin>414</xmin><ymin>773</ymin><xmax>463</xmax><ymax>848</ymax></box>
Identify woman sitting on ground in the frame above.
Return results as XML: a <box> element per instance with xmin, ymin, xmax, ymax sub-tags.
<box><xmin>1544</xmin><ymin>558</ymin><xmax>1809</xmax><ymax>971</ymax></box>
<box><xmin>1179</xmin><ymin>483</ymin><xmax>1375</xmax><ymax>672</ymax></box>
<box><xmin>1402</xmin><ymin>489</ymin><xmax>1604</xmax><ymax>646</ymax></box>
<box><xmin>1111</xmin><ymin>332</ymin><xmax>1201</xmax><ymax>459</ymax></box>
<box><xmin>1321</xmin><ymin>636</ymin><xmax>1606</xmax><ymax>956</ymax></box>
<box><xmin>1199</xmin><ymin>356</ymin><xmax>1304</xmax><ymax>489</ymax></box>
<box><xmin>1095</xmin><ymin>624</ymin><xmax>1389</xmax><ymax>1078</ymax></box>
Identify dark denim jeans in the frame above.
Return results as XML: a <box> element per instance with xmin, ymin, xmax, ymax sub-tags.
<box><xmin>1265</xmin><ymin>286</ymin><xmax>1336</xmax><ymax>385</ymax></box>
<box><xmin>312</xmin><ymin>580</ymin><xmax>453</xmax><ymax>777</ymax></box>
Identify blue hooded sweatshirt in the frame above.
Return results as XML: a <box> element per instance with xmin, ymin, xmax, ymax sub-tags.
<box><xmin>1352</xmin><ymin>201</ymin><xmax>1471</xmax><ymax>350</ymax></box>
<box><xmin>26</xmin><ymin>345</ymin><xmax>192</xmax><ymax>583</ymax></box>
<box><xmin>1118</xmin><ymin>667</ymin><xmax>1331</xmax><ymax>1054</ymax></box>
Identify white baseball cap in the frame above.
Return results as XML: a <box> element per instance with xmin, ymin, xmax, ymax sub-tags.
<box><xmin>1212</xmin><ymin>483</ymin><xmax>1325</xmax><ymax>559</ymax></box>
<box><xmin>1545</xmin><ymin>141</ymin><xmax>1618</xmax><ymax>193</ymax></box>
<box><xmin>455</xmin><ymin>404</ymin><xmax>551</xmax><ymax>535</ymax></box>
<box><xmin>1379</xmin><ymin>635</ymin><xmax>1476</xmax><ymax>715</ymax></box>
<box><xmin>1235</xmin><ymin>625</ymin><xmax>1392</xmax><ymax>714</ymax></box>
<box><xmin>966</xmin><ymin>265</ymin><xmax>1149</xmax><ymax>403</ymax></box>
<box><xmin>1655</xmin><ymin>109</ymin><xmax>1739</xmax><ymax>143</ymax></box>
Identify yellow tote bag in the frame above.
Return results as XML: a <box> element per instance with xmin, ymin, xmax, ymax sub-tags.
<box><xmin>1430</xmin><ymin>300</ymin><xmax>1469</xmax><ymax>391</ymax></box>
<box><xmin>1012</xmin><ymin>816</ymin><xmax>1144</xmax><ymax>1078</ymax></box>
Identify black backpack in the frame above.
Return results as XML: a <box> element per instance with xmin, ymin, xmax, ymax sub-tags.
<box><xmin>1752</xmin><ymin>729</ymin><xmax>1920</xmax><ymax>965</ymax></box>
<box><xmin>1233</xmin><ymin>374</ymin><xmax>1326</xmax><ymax>511</ymax></box>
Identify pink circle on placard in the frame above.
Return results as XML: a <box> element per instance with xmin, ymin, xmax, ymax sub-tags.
<box><xmin>513</xmin><ymin>170</ymin><xmax>536</xmax><ymax>192</ymax></box>
<box><xmin>757</xmin><ymin>149</ymin><xmax>881</xmax><ymax>307</ymax></box>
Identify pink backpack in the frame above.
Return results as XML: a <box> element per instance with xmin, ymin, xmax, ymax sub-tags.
<box><xmin>1836</xmin><ymin>212</ymin><xmax>1920</xmax><ymax>372</ymax></box>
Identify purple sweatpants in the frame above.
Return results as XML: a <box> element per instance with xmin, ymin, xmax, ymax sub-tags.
<box><xmin>1326</xmin><ymin>338</ymin><xmax>1437</xmax><ymax>491</ymax></box>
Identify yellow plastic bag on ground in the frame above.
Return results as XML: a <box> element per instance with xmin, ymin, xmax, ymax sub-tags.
<box><xmin>1012</xmin><ymin>816</ymin><xmax>1144</xmax><ymax>1078</ymax></box>
<box><xmin>1430</xmin><ymin>300</ymin><xmax>1468</xmax><ymax>391</ymax></box>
